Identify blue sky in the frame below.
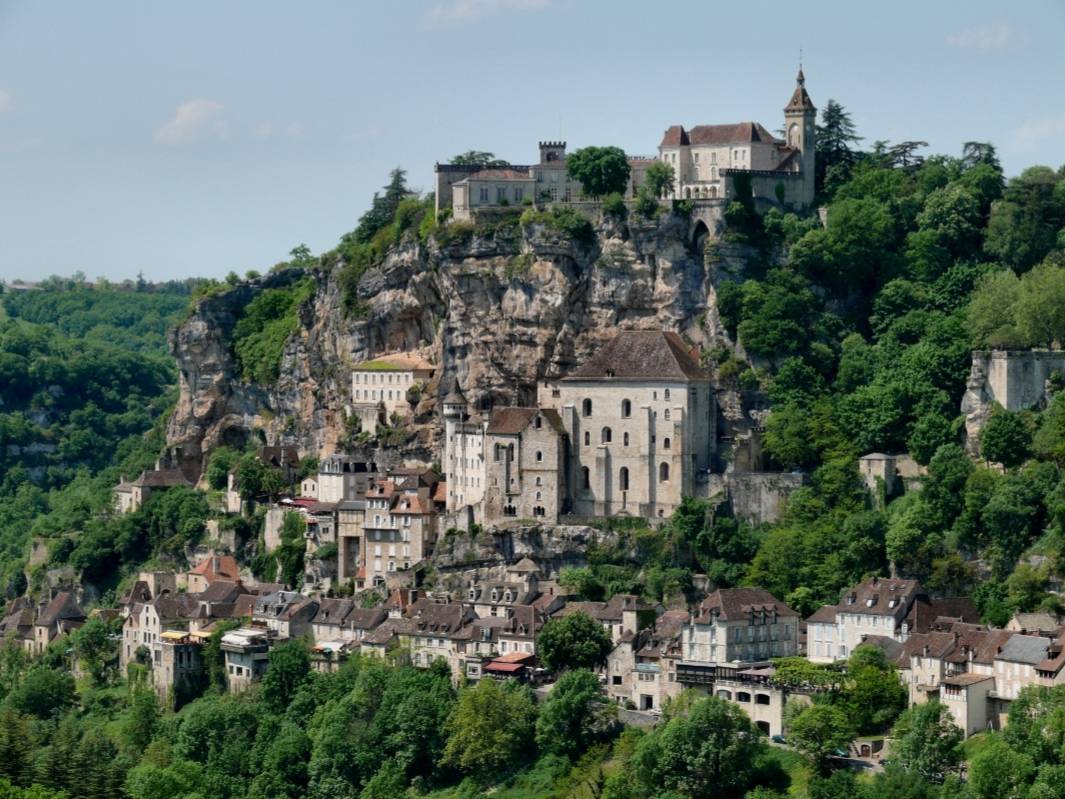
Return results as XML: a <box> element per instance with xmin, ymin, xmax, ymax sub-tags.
<box><xmin>0</xmin><ymin>0</ymin><xmax>1063</xmax><ymax>282</ymax></box>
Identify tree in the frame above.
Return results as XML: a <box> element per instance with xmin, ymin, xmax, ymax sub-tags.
<box><xmin>275</xmin><ymin>511</ymin><xmax>307</xmax><ymax>588</ymax></box>
<box><xmin>450</xmin><ymin>151</ymin><xmax>509</xmax><ymax>167</ymax></box>
<box><xmin>888</xmin><ymin>701</ymin><xmax>963</xmax><ymax>784</ymax></box>
<box><xmin>565</xmin><ymin>146</ymin><xmax>631</xmax><ymax>198</ymax></box>
<box><xmin>70</xmin><ymin>615</ymin><xmax>118</xmax><ymax>685</ymax></box>
<box><xmin>260</xmin><ymin>640</ymin><xmax>311</xmax><ymax>712</ymax></box>
<box><xmin>6</xmin><ymin>667</ymin><xmax>75</xmax><ymax>719</ymax></box>
<box><xmin>967</xmin><ymin>268</ymin><xmax>1027</xmax><ymax>348</ymax></box>
<box><xmin>353</xmin><ymin>167</ymin><xmax>410</xmax><ymax>245</ymax></box>
<box><xmin>843</xmin><ymin>645</ymin><xmax>907</xmax><ymax>733</ymax></box>
<box><xmin>205</xmin><ymin>446</ymin><xmax>240</xmax><ymax>490</ymax></box>
<box><xmin>535</xmin><ymin>669</ymin><xmax>618</xmax><ymax>757</ymax></box>
<box><xmin>442</xmin><ymin>678</ymin><xmax>536</xmax><ymax>780</ymax></box>
<box><xmin>1015</xmin><ymin>260</ymin><xmax>1065</xmax><ymax>348</ymax></box>
<box><xmin>0</xmin><ymin>709</ymin><xmax>33</xmax><ymax>787</ymax></box>
<box><xmin>786</xmin><ymin>703</ymin><xmax>855</xmax><ymax>775</ymax></box>
<box><xmin>643</xmin><ymin>161</ymin><xmax>675</xmax><ymax>198</ymax></box>
<box><xmin>628</xmin><ymin>696</ymin><xmax>768</xmax><ymax>798</ymax></box>
<box><xmin>962</xmin><ymin>141</ymin><xmax>1001</xmax><ymax>172</ymax></box>
<box><xmin>1034</xmin><ymin>393</ymin><xmax>1065</xmax><ymax>465</ymax></box>
<box><xmin>123</xmin><ymin>688</ymin><xmax>159</xmax><ymax>753</ymax></box>
<box><xmin>537</xmin><ymin>612</ymin><xmax>613</xmax><ymax>673</ymax></box>
<box><xmin>968</xmin><ymin>735</ymin><xmax>1035</xmax><ymax>799</ymax></box>
<box><xmin>980</xmin><ymin>407</ymin><xmax>1032</xmax><ymax>468</ymax></box>
<box><xmin>815</xmin><ymin>100</ymin><xmax>862</xmax><ymax>196</ymax></box>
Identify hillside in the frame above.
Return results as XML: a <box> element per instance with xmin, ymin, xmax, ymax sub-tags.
<box><xmin>3</xmin><ymin>128</ymin><xmax>1065</xmax><ymax>799</ymax></box>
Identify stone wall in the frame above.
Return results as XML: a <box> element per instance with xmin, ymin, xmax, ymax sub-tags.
<box><xmin>961</xmin><ymin>350</ymin><xmax>1065</xmax><ymax>454</ymax></box>
<box><xmin>724</xmin><ymin>472</ymin><xmax>806</xmax><ymax>525</ymax></box>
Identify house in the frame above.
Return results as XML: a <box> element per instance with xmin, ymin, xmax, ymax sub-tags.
<box><xmin>114</xmin><ymin>468</ymin><xmax>191</xmax><ymax>514</ymax></box>
<box><xmin>405</xmin><ymin>599</ymin><xmax>476</xmax><ymax>670</ymax></box>
<box><xmin>120</xmin><ymin>592</ymin><xmax>199</xmax><ymax>670</ymax></box>
<box><xmin>220</xmin><ymin>628</ymin><xmax>273</xmax><ymax>691</ymax></box>
<box><xmin>806</xmin><ymin>576</ymin><xmax>923</xmax><ymax>662</ymax></box>
<box><xmin>482</xmin><ymin>408</ymin><xmax>567</xmax><ymax>523</ymax></box>
<box><xmin>351</xmin><ymin>353</ymin><xmax>434</xmax><ymax>434</ymax></box>
<box><xmin>629</xmin><ymin>609</ymin><xmax>689</xmax><ymax>711</ymax></box>
<box><xmin>316</xmin><ymin>456</ymin><xmax>377</xmax><ymax>504</ymax></box>
<box><xmin>156</xmin><ymin>631</ymin><xmax>205</xmax><ymax>704</ymax></box>
<box><xmin>33</xmin><ymin>592</ymin><xmax>86</xmax><ymax>655</ymax></box>
<box><xmin>187</xmin><ymin>553</ymin><xmax>241</xmax><ymax>593</ymax></box>
<box><xmin>361</xmin><ymin>469</ymin><xmax>441</xmax><ymax>587</ymax></box>
<box><xmin>1008</xmin><ymin>611</ymin><xmax>1062</xmax><ymax>635</ymax></box>
<box><xmin>260</xmin><ymin>446</ymin><xmax>301</xmax><ymax>482</ymax></box>
<box><xmin>682</xmin><ymin>588</ymin><xmax>799</xmax><ymax>665</ymax></box>
<box><xmin>558</xmin><ymin>594</ymin><xmax>657</xmax><ymax>644</ymax></box>
<box><xmin>0</xmin><ymin>598</ymin><xmax>35</xmax><ymax>651</ymax></box>
<box><xmin>253</xmin><ymin>591</ymin><xmax>319</xmax><ymax>640</ymax></box>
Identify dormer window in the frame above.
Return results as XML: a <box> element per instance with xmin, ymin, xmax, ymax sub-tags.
<box><xmin>481</xmin><ymin>628</ymin><xmax>491</xmax><ymax>642</ymax></box>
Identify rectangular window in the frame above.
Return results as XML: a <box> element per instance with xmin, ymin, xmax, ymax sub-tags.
<box><xmin>514</xmin><ymin>187</ymin><xmax>523</xmax><ymax>203</ymax></box>
<box><xmin>496</xmin><ymin>186</ymin><xmax>506</xmax><ymax>203</ymax></box>
<box><xmin>479</xmin><ymin>186</ymin><xmax>489</xmax><ymax>203</ymax></box>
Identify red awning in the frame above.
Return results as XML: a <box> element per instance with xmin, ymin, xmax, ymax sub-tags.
<box><xmin>484</xmin><ymin>661</ymin><xmax>525</xmax><ymax>673</ymax></box>
<box><xmin>493</xmin><ymin>651</ymin><xmax>535</xmax><ymax>664</ymax></box>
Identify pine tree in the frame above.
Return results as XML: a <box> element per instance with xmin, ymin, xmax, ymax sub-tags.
<box><xmin>0</xmin><ymin>708</ymin><xmax>33</xmax><ymax>787</ymax></box>
<box><xmin>815</xmin><ymin>99</ymin><xmax>862</xmax><ymax>196</ymax></box>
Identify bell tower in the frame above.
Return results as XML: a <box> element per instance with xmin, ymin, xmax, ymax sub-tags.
<box><xmin>783</xmin><ymin>66</ymin><xmax>817</xmax><ymax>207</ymax></box>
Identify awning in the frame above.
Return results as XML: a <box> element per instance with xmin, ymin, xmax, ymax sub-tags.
<box><xmin>485</xmin><ymin>661</ymin><xmax>525</xmax><ymax>673</ymax></box>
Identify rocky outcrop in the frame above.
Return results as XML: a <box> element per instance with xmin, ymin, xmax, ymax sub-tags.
<box><xmin>166</xmin><ymin>211</ymin><xmax>768</xmax><ymax>480</ymax></box>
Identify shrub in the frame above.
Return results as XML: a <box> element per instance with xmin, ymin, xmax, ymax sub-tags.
<box><xmin>232</xmin><ymin>278</ymin><xmax>314</xmax><ymax>384</ymax></box>
<box><xmin>602</xmin><ymin>192</ymin><xmax>627</xmax><ymax>218</ymax></box>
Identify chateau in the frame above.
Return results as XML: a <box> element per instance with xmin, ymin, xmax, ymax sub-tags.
<box><xmin>444</xmin><ymin>330</ymin><xmax>715</xmax><ymax>525</ymax></box>
<box><xmin>433</xmin><ymin>69</ymin><xmax>816</xmax><ymax>218</ymax></box>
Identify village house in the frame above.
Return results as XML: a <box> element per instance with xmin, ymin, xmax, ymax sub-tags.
<box><xmin>253</xmin><ymin>591</ymin><xmax>319</xmax><ymax>639</ymax></box>
<box><xmin>482</xmin><ymin>408</ymin><xmax>567</xmax><ymax>523</ymax></box>
<box><xmin>361</xmin><ymin>468</ymin><xmax>442</xmax><ymax>588</ymax></box>
<box><xmin>682</xmin><ymin>587</ymin><xmax>800</xmax><ymax>665</ymax></box>
<box><xmin>351</xmin><ymin>353</ymin><xmax>434</xmax><ymax>434</ymax></box>
<box><xmin>0</xmin><ymin>598</ymin><xmax>35</xmax><ymax>651</ymax></box>
<box><xmin>155</xmin><ymin>630</ymin><xmax>206</xmax><ymax>704</ymax></box>
<box><xmin>186</xmin><ymin>553</ymin><xmax>241</xmax><ymax>593</ymax></box>
<box><xmin>114</xmin><ymin>468</ymin><xmax>192</xmax><ymax>514</ymax></box>
<box><xmin>32</xmin><ymin>591</ymin><xmax>85</xmax><ymax>655</ymax></box>
<box><xmin>559</xmin><ymin>593</ymin><xmax>658</xmax><ymax>645</ymax></box>
<box><xmin>220</xmin><ymin>627</ymin><xmax>273</xmax><ymax>691</ymax></box>
<box><xmin>120</xmin><ymin>591</ymin><xmax>199</xmax><ymax>670</ymax></box>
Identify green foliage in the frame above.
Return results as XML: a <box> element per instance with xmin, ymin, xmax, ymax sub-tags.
<box><xmin>5</xmin><ymin>667</ymin><xmax>74</xmax><ymax>719</ymax></box>
<box><xmin>232</xmin><ymin>277</ymin><xmax>314</xmax><ymax>384</ymax></box>
<box><xmin>259</xmin><ymin>640</ymin><xmax>311</xmax><ymax>713</ymax></box>
<box><xmin>643</xmin><ymin>161</ymin><xmax>675</xmax><ymax>198</ymax></box>
<box><xmin>634</xmin><ymin>186</ymin><xmax>660</xmax><ymax>218</ymax></box>
<box><xmin>519</xmin><ymin>206</ymin><xmax>594</xmax><ymax>244</ymax></box>
<box><xmin>537</xmin><ymin>612</ymin><xmax>613</xmax><ymax>673</ymax></box>
<box><xmin>619</xmin><ymin>696</ymin><xmax>769</xmax><ymax>798</ymax></box>
<box><xmin>205</xmin><ymin>446</ymin><xmax>241</xmax><ymax>490</ymax></box>
<box><xmin>785</xmin><ymin>702</ymin><xmax>855</xmax><ymax>775</ymax></box>
<box><xmin>442</xmin><ymin>678</ymin><xmax>536</xmax><ymax>780</ymax></box>
<box><xmin>564</xmin><ymin>146</ymin><xmax>631</xmax><ymax>198</ymax></box>
<box><xmin>601</xmin><ymin>192</ymin><xmax>626</xmax><ymax>218</ymax></box>
<box><xmin>979</xmin><ymin>406</ymin><xmax>1033</xmax><ymax>467</ymax></box>
<box><xmin>535</xmin><ymin>669</ymin><xmax>618</xmax><ymax>758</ymax></box>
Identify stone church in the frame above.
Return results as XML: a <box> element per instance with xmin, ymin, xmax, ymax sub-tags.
<box><xmin>443</xmin><ymin>330</ymin><xmax>715</xmax><ymax>525</ymax></box>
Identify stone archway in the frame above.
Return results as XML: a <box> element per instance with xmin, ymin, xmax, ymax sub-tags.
<box><xmin>691</xmin><ymin>218</ymin><xmax>710</xmax><ymax>255</ymax></box>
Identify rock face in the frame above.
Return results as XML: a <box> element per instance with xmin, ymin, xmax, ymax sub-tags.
<box><xmin>166</xmin><ymin>211</ymin><xmax>766</xmax><ymax>480</ymax></box>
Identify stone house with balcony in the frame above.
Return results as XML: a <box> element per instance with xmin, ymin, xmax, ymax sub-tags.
<box><xmin>221</xmin><ymin>627</ymin><xmax>273</xmax><ymax>691</ymax></box>
<box><xmin>682</xmin><ymin>588</ymin><xmax>799</xmax><ymax>665</ymax></box>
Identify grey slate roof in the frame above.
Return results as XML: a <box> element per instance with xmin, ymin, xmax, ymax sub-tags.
<box><xmin>998</xmin><ymin>634</ymin><xmax>1051</xmax><ymax>664</ymax></box>
<box><xmin>563</xmin><ymin>331</ymin><xmax>709</xmax><ymax>382</ymax></box>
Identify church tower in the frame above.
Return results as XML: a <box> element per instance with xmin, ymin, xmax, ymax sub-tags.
<box><xmin>784</xmin><ymin>67</ymin><xmax>817</xmax><ymax>208</ymax></box>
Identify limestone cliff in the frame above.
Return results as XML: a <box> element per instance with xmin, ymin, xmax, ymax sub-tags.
<box><xmin>165</xmin><ymin>211</ymin><xmax>765</xmax><ymax>479</ymax></box>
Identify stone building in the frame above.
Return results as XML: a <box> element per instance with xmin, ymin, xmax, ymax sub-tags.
<box><xmin>681</xmin><ymin>588</ymin><xmax>799</xmax><ymax>664</ymax></box>
<box><xmin>114</xmin><ymin>468</ymin><xmax>192</xmax><ymax>514</ymax></box>
<box><xmin>361</xmin><ymin>468</ymin><xmax>442</xmax><ymax>587</ymax></box>
<box><xmin>483</xmin><ymin>408</ymin><xmax>567</xmax><ymax>523</ymax></box>
<box><xmin>32</xmin><ymin>592</ymin><xmax>85</xmax><ymax>655</ymax></box>
<box><xmin>316</xmin><ymin>456</ymin><xmax>377</xmax><ymax>505</ymax></box>
<box><xmin>443</xmin><ymin>382</ymin><xmax>487</xmax><ymax>515</ymax></box>
<box><xmin>351</xmin><ymin>353</ymin><xmax>434</xmax><ymax>434</ymax></box>
<box><xmin>220</xmin><ymin>627</ymin><xmax>273</xmax><ymax>692</ymax></box>
<box><xmin>658</xmin><ymin>69</ymin><xmax>816</xmax><ymax>209</ymax></box>
<box><xmin>434</xmin><ymin>141</ymin><xmax>654</xmax><ymax>221</ymax></box>
<box><xmin>539</xmin><ymin>330</ymin><xmax>715</xmax><ymax>519</ymax></box>
<box><xmin>156</xmin><ymin>631</ymin><xmax>205</xmax><ymax>704</ymax></box>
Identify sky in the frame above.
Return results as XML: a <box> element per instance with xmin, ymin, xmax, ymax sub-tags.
<box><xmin>0</xmin><ymin>1</ymin><xmax>1064</xmax><ymax>283</ymax></box>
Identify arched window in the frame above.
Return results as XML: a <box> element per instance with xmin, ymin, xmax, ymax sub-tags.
<box><xmin>582</xmin><ymin>399</ymin><xmax>592</xmax><ymax>417</ymax></box>
<box><xmin>710</xmin><ymin>185</ymin><xmax>718</xmax><ymax>198</ymax></box>
<box><xmin>664</xmin><ymin>389</ymin><xmax>670</xmax><ymax>400</ymax></box>
<box><xmin>621</xmin><ymin>399</ymin><xmax>631</xmax><ymax>418</ymax></box>
<box><xmin>601</xmin><ymin>427</ymin><xmax>612</xmax><ymax>444</ymax></box>
<box><xmin>659</xmin><ymin>462</ymin><xmax>670</xmax><ymax>482</ymax></box>
<box><xmin>535</xmin><ymin>476</ymin><xmax>542</xmax><ymax>486</ymax></box>
<box><xmin>536</xmin><ymin>491</ymin><xmax>542</xmax><ymax>501</ymax></box>
<box><xmin>619</xmin><ymin>467</ymin><xmax>629</xmax><ymax>491</ymax></box>
<box><xmin>581</xmin><ymin>467</ymin><xmax>590</xmax><ymax>490</ymax></box>
<box><xmin>584</xmin><ymin>431</ymin><xmax>590</xmax><ymax>446</ymax></box>
<box><xmin>535</xmin><ymin>450</ymin><xmax>543</xmax><ymax>462</ymax></box>
<box><xmin>663</xmin><ymin>437</ymin><xmax>671</xmax><ymax>450</ymax></box>
<box><xmin>623</xmin><ymin>432</ymin><xmax>629</xmax><ymax>446</ymax></box>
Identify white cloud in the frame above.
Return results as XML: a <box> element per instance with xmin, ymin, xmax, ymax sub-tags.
<box><xmin>0</xmin><ymin>89</ymin><xmax>12</xmax><ymax>112</ymax></box>
<box><xmin>423</xmin><ymin>0</ymin><xmax>548</xmax><ymax>25</ymax></box>
<box><xmin>156</xmin><ymin>99</ymin><xmax>227</xmax><ymax>145</ymax></box>
<box><xmin>1015</xmin><ymin>115</ymin><xmax>1065</xmax><ymax>148</ymax></box>
<box><xmin>947</xmin><ymin>23</ymin><xmax>1027</xmax><ymax>53</ymax></box>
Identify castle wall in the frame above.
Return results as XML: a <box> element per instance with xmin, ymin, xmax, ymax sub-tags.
<box><xmin>725</xmin><ymin>472</ymin><xmax>806</xmax><ymax>525</ymax></box>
